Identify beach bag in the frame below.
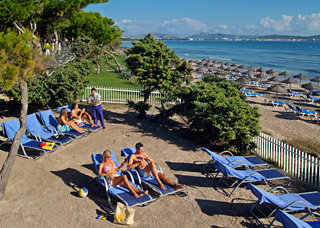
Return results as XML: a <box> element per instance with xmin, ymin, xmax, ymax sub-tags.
<box><xmin>54</xmin><ymin>133</ymin><xmax>70</xmax><ymax>140</ymax></box>
<box><xmin>114</xmin><ymin>202</ymin><xmax>135</xmax><ymax>225</ymax></box>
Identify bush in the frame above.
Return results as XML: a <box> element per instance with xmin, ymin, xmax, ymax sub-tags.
<box><xmin>127</xmin><ymin>100</ymin><xmax>151</xmax><ymax>118</ymax></box>
<box><xmin>173</xmin><ymin>76</ymin><xmax>261</xmax><ymax>154</ymax></box>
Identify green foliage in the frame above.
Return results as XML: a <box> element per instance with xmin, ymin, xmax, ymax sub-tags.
<box><xmin>128</xmin><ymin>100</ymin><xmax>151</xmax><ymax>118</ymax></box>
<box><xmin>120</xmin><ymin>69</ymin><xmax>133</xmax><ymax>80</ymax></box>
<box><xmin>4</xmin><ymin>37</ymin><xmax>95</xmax><ymax>107</ymax></box>
<box><xmin>59</xmin><ymin>11</ymin><xmax>122</xmax><ymax>45</ymax></box>
<box><xmin>173</xmin><ymin>76</ymin><xmax>261</xmax><ymax>154</ymax></box>
<box><xmin>0</xmin><ymin>30</ymin><xmax>42</xmax><ymax>89</ymax></box>
<box><xmin>125</xmin><ymin>33</ymin><xmax>192</xmax><ymax>102</ymax></box>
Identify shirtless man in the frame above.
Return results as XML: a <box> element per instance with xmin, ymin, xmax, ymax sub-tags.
<box><xmin>127</xmin><ymin>142</ymin><xmax>185</xmax><ymax>190</ymax></box>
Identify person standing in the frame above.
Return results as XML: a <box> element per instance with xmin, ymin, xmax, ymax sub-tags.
<box><xmin>87</xmin><ymin>88</ymin><xmax>105</xmax><ymax>129</ymax></box>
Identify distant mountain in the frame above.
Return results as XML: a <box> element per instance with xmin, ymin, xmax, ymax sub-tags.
<box><xmin>187</xmin><ymin>32</ymin><xmax>253</xmax><ymax>40</ymax></box>
<box><xmin>122</xmin><ymin>32</ymin><xmax>320</xmax><ymax>41</ymax></box>
<box><xmin>257</xmin><ymin>34</ymin><xmax>320</xmax><ymax>41</ymax></box>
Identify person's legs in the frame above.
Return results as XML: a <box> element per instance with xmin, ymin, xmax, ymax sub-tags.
<box><xmin>143</xmin><ymin>163</ymin><xmax>167</xmax><ymax>190</ymax></box>
<box><xmin>158</xmin><ymin>172</ymin><xmax>185</xmax><ymax>190</ymax></box>
<box><xmin>92</xmin><ymin>106</ymin><xmax>98</xmax><ymax>126</ymax></box>
<box><xmin>68</xmin><ymin>122</ymin><xmax>85</xmax><ymax>133</ymax></box>
<box><xmin>81</xmin><ymin>113</ymin><xmax>97</xmax><ymax>127</ymax></box>
<box><xmin>112</xmin><ymin>175</ymin><xmax>148</xmax><ymax>198</ymax></box>
<box><xmin>96</xmin><ymin>105</ymin><xmax>105</xmax><ymax>128</ymax></box>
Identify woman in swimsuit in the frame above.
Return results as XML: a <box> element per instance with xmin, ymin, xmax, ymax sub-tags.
<box><xmin>98</xmin><ymin>150</ymin><xmax>148</xmax><ymax>198</ymax></box>
<box><xmin>70</xmin><ymin>103</ymin><xmax>97</xmax><ymax>127</ymax></box>
<box><xmin>58</xmin><ymin>108</ymin><xmax>86</xmax><ymax>133</ymax></box>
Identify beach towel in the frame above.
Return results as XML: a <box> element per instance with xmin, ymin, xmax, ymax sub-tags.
<box><xmin>114</xmin><ymin>202</ymin><xmax>135</xmax><ymax>225</ymax></box>
<box><xmin>41</xmin><ymin>142</ymin><xmax>56</xmax><ymax>151</ymax></box>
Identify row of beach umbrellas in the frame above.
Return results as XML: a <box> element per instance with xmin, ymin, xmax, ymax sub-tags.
<box><xmin>187</xmin><ymin>58</ymin><xmax>320</xmax><ymax>90</ymax></box>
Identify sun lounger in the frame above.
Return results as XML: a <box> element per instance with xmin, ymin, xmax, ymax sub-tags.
<box><xmin>26</xmin><ymin>113</ymin><xmax>73</xmax><ymax>145</ymax></box>
<box><xmin>202</xmin><ymin>147</ymin><xmax>268</xmax><ymax>174</ymax></box>
<box><xmin>271</xmin><ymin>101</ymin><xmax>290</xmax><ymax>107</ymax></box>
<box><xmin>1</xmin><ymin>118</ymin><xmax>59</xmax><ymax>159</ymax></box>
<box><xmin>258</xmin><ymin>84</ymin><xmax>270</xmax><ymax>88</ymax></box>
<box><xmin>246</xmin><ymin>183</ymin><xmax>320</xmax><ymax>226</ymax></box>
<box><xmin>296</xmin><ymin>106</ymin><xmax>318</xmax><ymax>119</ymax></box>
<box><xmin>285</xmin><ymin>104</ymin><xmax>299</xmax><ymax>114</ymax></box>
<box><xmin>287</xmin><ymin>89</ymin><xmax>302</xmax><ymax>97</ymax></box>
<box><xmin>38</xmin><ymin>110</ymin><xmax>88</xmax><ymax>138</ymax></box>
<box><xmin>213</xmin><ymin>160</ymin><xmax>291</xmax><ymax>197</ymax></box>
<box><xmin>121</xmin><ymin>147</ymin><xmax>186</xmax><ymax>197</ymax></box>
<box><xmin>57</xmin><ymin>105</ymin><xmax>101</xmax><ymax>132</ymax></box>
<box><xmin>91</xmin><ymin>151</ymin><xmax>154</xmax><ymax>210</ymax></box>
<box><xmin>306</xmin><ymin>94</ymin><xmax>320</xmax><ymax>103</ymax></box>
<box><xmin>270</xmin><ymin>209</ymin><xmax>320</xmax><ymax>228</ymax></box>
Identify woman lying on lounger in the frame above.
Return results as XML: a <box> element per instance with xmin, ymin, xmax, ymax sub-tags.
<box><xmin>70</xmin><ymin>103</ymin><xmax>97</xmax><ymax>127</ymax></box>
<box><xmin>98</xmin><ymin>150</ymin><xmax>148</xmax><ymax>198</ymax></box>
<box><xmin>58</xmin><ymin>108</ymin><xmax>86</xmax><ymax>134</ymax></box>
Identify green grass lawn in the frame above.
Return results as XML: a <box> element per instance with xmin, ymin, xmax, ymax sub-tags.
<box><xmin>88</xmin><ymin>71</ymin><xmax>138</xmax><ymax>89</ymax></box>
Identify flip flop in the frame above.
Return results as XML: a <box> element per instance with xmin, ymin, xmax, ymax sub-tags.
<box><xmin>96</xmin><ymin>214</ymin><xmax>107</xmax><ymax>220</ymax></box>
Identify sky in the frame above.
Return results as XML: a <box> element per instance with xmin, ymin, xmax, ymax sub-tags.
<box><xmin>85</xmin><ymin>0</ymin><xmax>320</xmax><ymax>37</ymax></box>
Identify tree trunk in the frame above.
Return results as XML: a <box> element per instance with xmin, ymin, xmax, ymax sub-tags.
<box><xmin>52</xmin><ymin>22</ymin><xmax>59</xmax><ymax>56</ymax></box>
<box><xmin>143</xmin><ymin>90</ymin><xmax>151</xmax><ymax>103</ymax></box>
<box><xmin>104</xmin><ymin>50</ymin><xmax>121</xmax><ymax>71</ymax></box>
<box><xmin>0</xmin><ymin>80</ymin><xmax>28</xmax><ymax>199</ymax></box>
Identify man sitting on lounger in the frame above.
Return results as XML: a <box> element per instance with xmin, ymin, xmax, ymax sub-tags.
<box><xmin>127</xmin><ymin>142</ymin><xmax>185</xmax><ymax>190</ymax></box>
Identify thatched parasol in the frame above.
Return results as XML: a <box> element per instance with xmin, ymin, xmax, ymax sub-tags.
<box><xmin>268</xmin><ymin>85</ymin><xmax>287</xmax><ymax>101</ymax></box>
<box><xmin>279</xmin><ymin>71</ymin><xmax>292</xmax><ymax>79</ymax></box>
<box><xmin>310</xmin><ymin>76</ymin><xmax>320</xmax><ymax>86</ymax></box>
<box><xmin>301</xmin><ymin>83</ymin><xmax>320</xmax><ymax>91</ymax></box>
<box><xmin>268</xmin><ymin>76</ymin><xmax>282</xmax><ymax>82</ymax></box>
<box><xmin>257</xmin><ymin>67</ymin><xmax>267</xmax><ymax>72</ymax></box>
<box><xmin>281</xmin><ymin>78</ymin><xmax>298</xmax><ymax>89</ymax></box>
<box><xmin>293</xmin><ymin>73</ymin><xmax>308</xmax><ymax>85</ymax></box>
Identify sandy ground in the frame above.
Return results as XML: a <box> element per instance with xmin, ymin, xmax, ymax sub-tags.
<box><xmin>0</xmin><ymin>93</ymin><xmax>319</xmax><ymax>227</ymax></box>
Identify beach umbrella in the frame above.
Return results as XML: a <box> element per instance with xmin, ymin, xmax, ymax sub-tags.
<box><xmin>248</xmin><ymin>66</ymin><xmax>255</xmax><ymax>71</ymax></box>
<box><xmin>279</xmin><ymin>71</ymin><xmax>292</xmax><ymax>79</ymax></box>
<box><xmin>293</xmin><ymin>73</ymin><xmax>308</xmax><ymax>85</ymax></box>
<box><xmin>268</xmin><ymin>76</ymin><xmax>281</xmax><ymax>82</ymax></box>
<box><xmin>266</xmin><ymin>69</ymin><xmax>278</xmax><ymax>76</ymax></box>
<box><xmin>230</xmin><ymin>63</ymin><xmax>238</xmax><ymax>67</ymax></box>
<box><xmin>238</xmin><ymin>65</ymin><xmax>247</xmax><ymax>70</ymax></box>
<box><xmin>310</xmin><ymin>76</ymin><xmax>320</xmax><ymax>86</ymax></box>
<box><xmin>196</xmin><ymin>66</ymin><xmax>207</xmax><ymax>73</ymax></box>
<box><xmin>257</xmin><ymin>67</ymin><xmax>267</xmax><ymax>72</ymax></box>
<box><xmin>281</xmin><ymin>78</ymin><xmax>298</xmax><ymax>89</ymax></box>
<box><xmin>233</xmin><ymin>68</ymin><xmax>242</xmax><ymax>73</ymax></box>
<box><xmin>254</xmin><ymin>73</ymin><xmax>267</xmax><ymax>79</ymax></box>
<box><xmin>235</xmin><ymin>78</ymin><xmax>249</xmax><ymax>84</ymax></box>
<box><xmin>268</xmin><ymin>85</ymin><xmax>287</xmax><ymax>101</ymax></box>
<box><xmin>301</xmin><ymin>83</ymin><xmax>320</xmax><ymax>91</ymax></box>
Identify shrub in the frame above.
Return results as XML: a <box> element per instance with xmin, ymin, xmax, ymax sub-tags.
<box><xmin>173</xmin><ymin>76</ymin><xmax>261</xmax><ymax>154</ymax></box>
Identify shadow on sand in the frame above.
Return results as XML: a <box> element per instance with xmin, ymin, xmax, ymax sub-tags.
<box><xmin>165</xmin><ymin>161</ymin><xmax>205</xmax><ymax>173</ymax></box>
<box><xmin>51</xmin><ymin>167</ymin><xmax>114</xmax><ymax>221</ymax></box>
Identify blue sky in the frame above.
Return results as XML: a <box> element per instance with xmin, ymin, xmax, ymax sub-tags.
<box><xmin>85</xmin><ymin>0</ymin><xmax>320</xmax><ymax>36</ymax></box>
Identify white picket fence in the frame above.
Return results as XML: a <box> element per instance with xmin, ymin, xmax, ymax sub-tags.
<box><xmin>80</xmin><ymin>86</ymin><xmax>162</xmax><ymax>104</ymax></box>
<box><xmin>254</xmin><ymin>132</ymin><xmax>320</xmax><ymax>189</ymax></box>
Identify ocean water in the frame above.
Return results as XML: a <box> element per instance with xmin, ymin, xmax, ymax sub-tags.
<box><xmin>122</xmin><ymin>41</ymin><xmax>320</xmax><ymax>80</ymax></box>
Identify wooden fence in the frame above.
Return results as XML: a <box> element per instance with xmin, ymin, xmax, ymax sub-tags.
<box><xmin>253</xmin><ymin>132</ymin><xmax>320</xmax><ymax>189</ymax></box>
<box><xmin>80</xmin><ymin>86</ymin><xmax>162</xmax><ymax>104</ymax></box>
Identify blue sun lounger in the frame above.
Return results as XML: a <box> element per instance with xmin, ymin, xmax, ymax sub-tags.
<box><xmin>26</xmin><ymin>113</ymin><xmax>73</xmax><ymax>145</ymax></box>
<box><xmin>91</xmin><ymin>151</ymin><xmax>154</xmax><ymax>210</ymax></box>
<box><xmin>1</xmin><ymin>118</ymin><xmax>59</xmax><ymax>159</ymax></box>
<box><xmin>246</xmin><ymin>183</ymin><xmax>320</xmax><ymax>226</ymax></box>
<box><xmin>202</xmin><ymin>147</ymin><xmax>267</xmax><ymax>171</ymax></box>
<box><xmin>121</xmin><ymin>147</ymin><xmax>186</xmax><ymax>197</ymax></box>
<box><xmin>270</xmin><ymin>209</ymin><xmax>320</xmax><ymax>228</ymax></box>
<box><xmin>213</xmin><ymin>160</ymin><xmax>291</xmax><ymax>197</ymax></box>
<box><xmin>306</xmin><ymin>94</ymin><xmax>320</xmax><ymax>103</ymax></box>
<box><xmin>38</xmin><ymin>110</ymin><xmax>87</xmax><ymax>138</ymax></box>
<box><xmin>57</xmin><ymin>105</ymin><xmax>102</xmax><ymax>132</ymax></box>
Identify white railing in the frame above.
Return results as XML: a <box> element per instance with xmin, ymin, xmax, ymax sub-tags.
<box><xmin>254</xmin><ymin>132</ymin><xmax>320</xmax><ymax>189</ymax></box>
<box><xmin>80</xmin><ymin>86</ymin><xmax>162</xmax><ymax>104</ymax></box>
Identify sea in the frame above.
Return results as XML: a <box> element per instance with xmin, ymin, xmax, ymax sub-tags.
<box><xmin>122</xmin><ymin>41</ymin><xmax>320</xmax><ymax>81</ymax></box>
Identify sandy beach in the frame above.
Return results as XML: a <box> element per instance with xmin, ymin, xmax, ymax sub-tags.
<box><xmin>0</xmin><ymin>100</ymin><xmax>318</xmax><ymax>227</ymax></box>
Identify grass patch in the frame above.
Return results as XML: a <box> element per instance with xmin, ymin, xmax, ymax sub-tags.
<box><xmin>283</xmin><ymin>138</ymin><xmax>320</xmax><ymax>158</ymax></box>
<box><xmin>88</xmin><ymin>71</ymin><xmax>138</xmax><ymax>89</ymax></box>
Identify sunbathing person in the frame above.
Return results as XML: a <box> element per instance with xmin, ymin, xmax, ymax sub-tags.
<box><xmin>98</xmin><ymin>150</ymin><xmax>148</xmax><ymax>198</ymax></box>
<box><xmin>58</xmin><ymin>108</ymin><xmax>85</xmax><ymax>134</ymax></box>
<box><xmin>128</xmin><ymin>142</ymin><xmax>185</xmax><ymax>190</ymax></box>
<box><xmin>70</xmin><ymin>103</ymin><xmax>97</xmax><ymax>127</ymax></box>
